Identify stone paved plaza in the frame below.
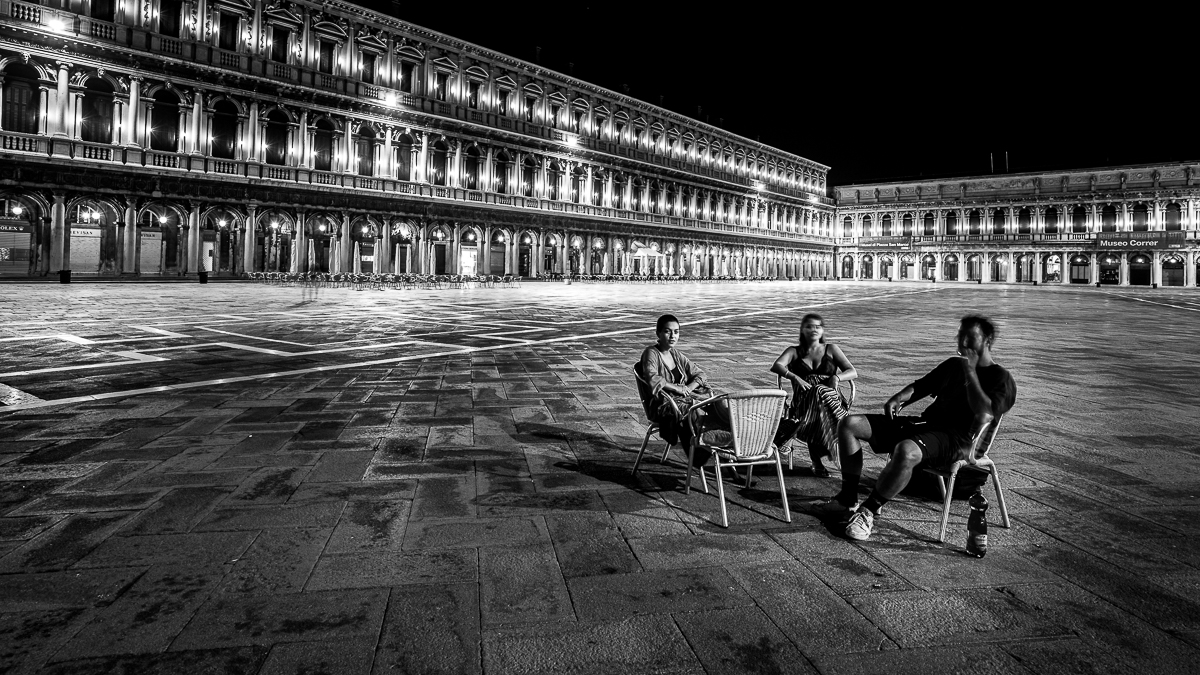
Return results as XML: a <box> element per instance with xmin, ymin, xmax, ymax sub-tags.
<box><xmin>1</xmin><ymin>280</ymin><xmax>1198</xmax><ymax>675</ymax></box>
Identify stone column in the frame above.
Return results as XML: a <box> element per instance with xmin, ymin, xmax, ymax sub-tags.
<box><xmin>293</xmin><ymin>210</ymin><xmax>306</xmax><ymax>274</ymax></box>
<box><xmin>53</xmin><ymin>62</ymin><xmax>71</xmax><ymax>137</ymax></box>
<box><xmin>186</xmin><ymin>203</ymin><xmax>201</xmax><ymax>274</ymax></box>
<box><xmin>1119</xmin><ymin>252</ymin><xmax>1129</xmax><ymax>286</ymax></box>
<box><xmin>50</xmin><ymin>193</ymin><xmax>67</xmax><ymax>273</ymax></box>
<box><xmin>242</xmin><ymin>204</ymin><xmax>258</xmax><ymax>275</ymax></box>
<box><xmin>1151</xmin><ymin>250</ymin><xmax>1161</xmax><ymax>286</ymax></box>
<box><xmin>1090</xmin><ymin>254</ymin><xmax>1099</xmax><ymax>285</ymax></box>
<box><xmin>341</xmin><ymin>214</ymin><xmax>352</xmax><ymax>272</ymax></box>
<box><xmin>123</xmin><ymin>199</ymin><xmax>137</xmax><ymax>274</ymax></box>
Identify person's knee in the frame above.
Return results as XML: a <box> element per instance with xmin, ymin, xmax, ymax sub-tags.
<box><xmin>839</xmin><ymin>414</ymin><xmax>869</xmax><ymax>438</ymax></box>
<box><xmin>890</xmin><ymin>440</ymin><xmax>923</xmax><ymax>467</ymax></box>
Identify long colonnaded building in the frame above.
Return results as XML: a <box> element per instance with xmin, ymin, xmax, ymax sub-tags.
<box><xmin>0</xmin><ymin>0</ymin><xmax>836</xmax><ymax>279</ymax></box>
<box><xmin>833</xmin><ymin>163</ymin><xmax>1200</xmax><ymax>287</ymax></box>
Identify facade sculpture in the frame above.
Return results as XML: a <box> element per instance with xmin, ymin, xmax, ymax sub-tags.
<box><xmin>0</xmin><ymin>0</ymin><xmax>835</xmax><ymax>279</ymax></box>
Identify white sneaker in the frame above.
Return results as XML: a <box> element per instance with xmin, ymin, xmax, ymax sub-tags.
<box><xmin>845</xmin><ymin>508</ymin><xmax>875</xmax><ymax>541</ymax></box>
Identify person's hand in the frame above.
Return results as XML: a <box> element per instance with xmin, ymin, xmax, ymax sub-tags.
<box><xmin>884</xmin><ymin>396</ymin><xmax>902</xmax><ymax>419</ymax></box>
<box><xmin>958</xmin><ymin>348</ymin><xmax>980</xmax><ymax>369</ymax></box>
<box><xmin>825</xmin><ymin>375</ymin><xmax>839</xmax><ymax>389</ymax></box>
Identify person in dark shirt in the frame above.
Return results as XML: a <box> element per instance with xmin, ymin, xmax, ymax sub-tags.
<box><xmin>822</xmin><ymin>314</ymin><xmax>1017</xmax><ymax>541</ymax></box>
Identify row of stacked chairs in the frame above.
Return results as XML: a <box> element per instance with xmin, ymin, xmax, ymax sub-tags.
<box><xmin>563</xmin><ymin>274</ymin><xmax>785</xmax><ymax>283</ymax></box>
<box><xmin>247</xmin><ymin>272</ymin><xmax>523</xmax><ymax>289</ymax></box>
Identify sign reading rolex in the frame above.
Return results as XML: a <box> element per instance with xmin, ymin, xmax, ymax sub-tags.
<box><xmin>858</xmin><ymin>236</ymin><xmax>912</xmax><ymax>250</ymax></box>
<box><xmin>1094</xmin><ymin>231</ymin><xmax>1185</xmax><ymax>250</ymax></box>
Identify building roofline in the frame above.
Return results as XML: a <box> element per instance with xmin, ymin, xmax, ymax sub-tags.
<box><xmin>834</xmin><ymin>160</ymin><xmax>1200</xmax><ymax>190</ymax></box>
<box><xmin>337</xmin><ymin>1</ymin><xmax>829</xmax><ymax>172</ymax></box>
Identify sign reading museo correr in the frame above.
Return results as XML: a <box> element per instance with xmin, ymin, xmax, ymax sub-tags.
<box><xmin>1094</xmin><ymin>231</ymin><xmax>1186</xmax><ymax>250</ymax></box>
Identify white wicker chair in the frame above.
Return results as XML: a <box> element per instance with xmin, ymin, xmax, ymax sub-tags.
<box><xmin>688</xmin><ymin>389</ymin><xmax>790</xmax><ymax>528</ymax></box>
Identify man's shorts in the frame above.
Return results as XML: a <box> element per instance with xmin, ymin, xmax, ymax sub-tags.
<box><xmin>861</xmin><ymin>414</ymin><xmax>966</xmax><ymax>467</ymax></box>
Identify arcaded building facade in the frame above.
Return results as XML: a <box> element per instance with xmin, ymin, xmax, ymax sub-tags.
<box><xmin>0</xmin><ymin>0</ymin><xmax>836</xmax><ymax>279</ymax></box>
<box><xmin>834</xmin><ymin>163</ymin><xmax>1199</xmax><ymax>287</ymax></box>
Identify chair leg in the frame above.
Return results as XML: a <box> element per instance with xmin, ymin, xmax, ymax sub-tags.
<box><xmin>935</xmin><ymin>475</ymin><xmax>948</xmax><ymax>500</ymax></box>
<box><xmin>745</xmin><ymin>465</ymin><xmax>754</xmax><ymax>488</ymax></box>
<box><xmin>658</xmin><ymin>442</ymin><xmax>671</xmax><ymax>464</ymax></box>
<box><xmin>938</xmin><ymin>469</ymin><xmax>959</xmax><ymax>543</ymax></box>
<box><xmin>775</xmin><ymin>456</ymin><xmax>791</xmax><ymax>523</ymax></box>
<box><xmin>684</xmin><ymin>440</ymin><xmax>694</xmax><ymax>495</ymax></box>
<box><xmin>991</xmin><ymin>467</ymin><xmax>1011</xmax><ymax>528</ymax></box>
<box><xmin>714</xmin><ymin>455</ymin><xmax>729</xmax><ymax>528</ymax></box>
<box><xmin>631</xmin><ymin>426</ymin><xmax>655</xmax><ymax>475</ymax></box>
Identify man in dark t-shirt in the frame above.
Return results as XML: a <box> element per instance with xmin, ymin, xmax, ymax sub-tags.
<box><xmin>822</xmin><ymin>315</ymin><xmax>1017</xmax><ymax>541</ymax></box>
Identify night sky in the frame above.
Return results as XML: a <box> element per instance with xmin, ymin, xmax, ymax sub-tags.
<box><xmin>358</xmin><ymin>2</ymin><xmax>1192</xmax><ymax>188</ymax></box>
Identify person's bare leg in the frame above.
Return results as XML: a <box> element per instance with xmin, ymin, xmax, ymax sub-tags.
<box><xmin>872</xmin><ymin>439</ymin><xmax>923</xmax><ymax>501</ymax></box>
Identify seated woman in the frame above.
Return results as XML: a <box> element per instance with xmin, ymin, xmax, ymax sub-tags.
<box><xmin>640</xmin><ymin>314</ymin><xmax>730</xmax><ymax>459</ymax></box>
<box><xmin>769</xmin><ymin>313</ymin><xmax>858</xmax><ymax>477</ymax></box>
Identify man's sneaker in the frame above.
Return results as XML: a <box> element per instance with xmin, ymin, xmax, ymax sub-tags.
<box><xmin>845</xmin><ymin>507</ymin><xmax>875</xmax><ymax>541</ymax></box>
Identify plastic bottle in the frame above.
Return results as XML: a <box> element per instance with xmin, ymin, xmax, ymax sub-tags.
<box><xmin>966</xmin><ymin>490</ymin><xmax>988</xmax><ymax>558</ymax></box>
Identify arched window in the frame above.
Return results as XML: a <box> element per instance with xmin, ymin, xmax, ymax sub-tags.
<box><xmin>612</xmin><ymin>174</ymin><xmax>625</xmax><ymax>208</ymax></box>
<box><xmin>842</xmin><ymin>216</ymin><xmax>852</xmax><ymax>238</ymax></box>
<box><xmin>570</xmin><ymin>166</ymin><xmax>584</xmax><ymax>203</ymax></box>
<box><xmin>313</xmin><ymin>119</ymin><xmax>334</xmax><ymax>171</ymax></box>
<box><xmin>992</xmin><ymin>209</ymin><xmax>1006</xmax><ymax>235</ymax></box>
<box><xmin>862</xmin><ymin>215</ymin><xmax>872</xmax><ymax>237</ymax></box>
<box><xmin>1101</xmin><ymin>205</ymin><xmax>1116</xmax><ymax>232</ymax></box>
<box><xmin>395</xmin><ymin>133</ymin><xmax>413</xmax><ymax>181</ymax></box>
<box><xmin>522</xmin><ymin>156</ymin><xmax>536</xmax><ymax>197</ymax></box>
<box><xmin>591</xmin><ymin>170</ymin><xmax>603</xmax><ymax>206</ymax></box>
<box><xmin>1020</xmin><ymin>207</ymin><xmax>1034</xmax><ymax>234</ymax></box>
<box><xmin>264</xmin><ymin>110</ymin><xmax>288</xmax><ymax>166</ymax></box>
<box><xmin>902</xmin><ymin>213</ymin><xmax>913</xmax><ymax>236</ymax></box>
<box><xmin>2</xmin><ymin>63</ymin><xmax>40</xmax><ymax>134</ymax></box>
<box><xmin>946</xmin><ymin>212</ymin><xmax>959</xmax><ymax>236</ymax></box>
<box><xmin>211</xmin><ymin>100</ymin><xmax>238</xmax><ymax>160</ymax></box>
<box><xmin>632</xmin><ymin>177</ymin><xmax>643</xmax><ymax>211</ymax></box>
<box><xmin>1132</xmin><ymin>203</ymin><xmax>1149</xmax><ymax>231</ymax></box>
<box><xmin>548</xmin><ymin>161</ymin><xmax>563</xmax><ymax>201</ymax></box>
<box><xmin>968</xmin><ymin>209</ymin><xmax>981</xmax><ymax>235</ymax></box>
<box><xmin>494</xmin><ymin>150</ymin><xmax>511</xmax><ymax>194</ymax></box>
<box><xmin>1165</xmin><ymin>202</ymin><xmax>1182</xmax><ymax>231</ymax></box>
<box><xmin>430</xmin><ymin>140</ymin><xmax>449</xmax><ymax>185</ymax></box>
<box><xmin>922</xmin><ymin>213</ymin><xmax>935</xmax><ymax>236</ymax></box>
<box><xmin>149</xmin><ymin>89</ymin><xmax>180</xmax><ymax>151</ymax></box>
<box><xmin>355</xmin><ymin>126</ymin><xmax>375</xmax><ymax>176</ymax></box>
<box><xmin>80</xmin><ymin>78</ymin><xmax>114</xmax><ymax>143</ymax></box>
<box><xmin>463</xmin><ymin>145</ymin><xmax>481</xmax><ymax>189</ymax></box>
<box><xmin>881</xmin><ymin>214</ymin><xmax>892</xmax><ymax>236</ymax></box>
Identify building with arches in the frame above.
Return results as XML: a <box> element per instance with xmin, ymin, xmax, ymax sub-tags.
<box><xmin>0</xmin><ymin>0</ymin><xmax>835</xmax><ymax>279</ymax></box>
<box><xmin>833</xmin><ymin>164</ymin><xmax>1200</xmax><ymax>287</ymax></box>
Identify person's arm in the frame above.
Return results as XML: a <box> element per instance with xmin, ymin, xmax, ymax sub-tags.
<box><xmin>769</xmin><ymin>347</ymin><xmax>810</xmax><ymax>391</ymax></box>
<box><xmin>825</xmin><ymin>344</ymin><xmax>857</xmax><ymax>388</ymax></box>
<box><xmin>675</xmin><ymin>350</ymin><xmax>708</xmax><ymax>396</ymax></box>
<box><xmin>958</xmin><ymin>352</ymin><xmax>995</xmax><ymax>421</ymax></box>
<box><xmin>641</xmin><ymin>347</ymin><xmax>678</xmax><ymax>398</ymax></box>
<box><xmin>884</xmin><ymin>359</ymin><xmax>950</xmax><ymax>417</ymax></box>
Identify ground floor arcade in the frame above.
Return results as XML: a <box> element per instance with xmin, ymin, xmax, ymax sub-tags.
<box><xmin>836</xmin><ymin>247</ymin><xmax>1199</xmax><ymax>287</ymax></box>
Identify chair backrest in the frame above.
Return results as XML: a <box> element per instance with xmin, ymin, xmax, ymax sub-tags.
<box><xmin>631</xmin><ymin>362</ymin><xmax>659</xmax><ymax>421</ymax></box>
<box><xmin>972</xmin><ymin>413</ymin><xmax>1005</xmax><ymax>459</ymax></box>
<box><xmin>724</xmin><ymin>389</ymin><xmax>788</xmax><ymax>458</ymax></box>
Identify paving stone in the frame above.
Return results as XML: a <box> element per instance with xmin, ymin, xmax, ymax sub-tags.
<box><xmin>14</xmin><ymin>490</ymin><xmax>164</xmax><ymax>516</ymax></box>
<box><xmin>305</xmin><ymin>450</ymin><xmax>373</xmax><ymax>482</ymax></box>
<box><xmin>0</xmin><ymin>608</ymin><xmax>94</xmax><ymax>675</ymax></box>
<box><xmin>306</xmin><ymin>549</ymin><xmax>477</xmax><ymax>590</ymax></box>
<box><xmin>171</xmin><ymin>589</ymin><xmax>388</xmax><ymax>650</ymax></box>
<box><xmin>0</xmin><ymin>514</ymin><xmax>66</xmax><ymax>541</ymax></box>
<box><xmin>673</xmin><ymin>606</ymin><xmax>819</xmax><ymax>675</ymax></box>
<box><xmin>483</xmin><ymin>614</ymin><xmax>701</xmax><ymax>675</ymax></box>
<box><xmin>569</xmin><ymin>567</ymin><xmax>753</xmax><ymax>621</ymax></box>
<box><xmin>324</xmin><ymin>501</ymin><xmax>409</xmax><ymax>553</ymax></box>
<box><xmin>54</xmin><ymin>564</ymin><xmax>228</xmax><ymax>660</ymax></box>
<box><xmin>626</xmin><ymin>532</ymin><xmax>791</xmax><ymax>570</ymax></box>
<box><xmin>479</xmin><ymin>544</ymin><xmax>574</xmax><ymax>627</ymax></box>
<box><xmin>258</xmin><ymin>638</ymin><xmax>378</xmax><ymax>675</ymax></box>
<box><xmin>545</xmin><ymin>512</ymin><xmax>641</xmax><ymax>578</ymax></box>
<box><xmin>76</xmin><ymin>531</ymin><xmax>256</xmax><ymax>568</ymax></box>
<box><xmin>193</xmin><ymin>502</ymin><xmax>344</xmax><ymax>530</ymax></box>
<box><xmin>374</xmin><ymin>583</ymin><xmax>481</xmax><ymax>674</ymax></box>
<box><xmin>0</xmin><ymin>567</ymin><xmax>143</xmax><ymax>612</ymax></box>
<box><xmin>412</xmin><ymin>476</ymin><xmax>477</xmax><ymax>519</ymax></box>
<box><xmin>217</xmin><ymin>528</ymin><xmax>331</xmax><ymax>596</ymax></box>
<box><xmin>403</xmin><ymin>516</ymin><xmax>548</xmax><ymax>551</ymax></box>
<box><xmin>0</xmin><ymin>512</ymin><xmax>134</xmax><ymax>572</ymax></box>
<box><xmin>811</xmin><ymin>644</ymin><xmax>1031</xmax><ymax>675</ymax></box>
<box><xmin>120</xmin><ymin>487</ymin><xmax>233</xmax><ymax>535</ymax></box>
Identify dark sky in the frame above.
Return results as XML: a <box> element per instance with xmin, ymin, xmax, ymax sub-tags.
<box><xmin>358</xmin><ymin>2</ymin><xmax>1190</xmax><ymax>188</ymax></box>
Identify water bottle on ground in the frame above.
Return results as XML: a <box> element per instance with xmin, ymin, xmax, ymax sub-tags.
<box><xmin>966</xmin><ymin>490</ymin><xmax>988</xmax><ymax>558</ymax></box>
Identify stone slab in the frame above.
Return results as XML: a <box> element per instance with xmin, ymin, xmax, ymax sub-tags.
<box><xmin>171</xmin><ymin>589</ymin><xmax>388</xmax><ymax>650</ymax></box>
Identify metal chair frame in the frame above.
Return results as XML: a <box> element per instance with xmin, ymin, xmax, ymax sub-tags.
<box><xmin>922</xmin><ymin>413</ymin><xmax>1011</xmax><ymax>542</ymax></box>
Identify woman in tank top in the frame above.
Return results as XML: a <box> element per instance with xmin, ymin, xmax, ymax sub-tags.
<box><xmin>769</xmin><ymin>313</ymin><xmax>858</xmax><ymax>477</ymax></box>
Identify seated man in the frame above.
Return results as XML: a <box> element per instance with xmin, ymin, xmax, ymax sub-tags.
<box><xmin>824</xmin><ymin>314</ymin><xmax>1017</xmax><ymax>541</ymax></box>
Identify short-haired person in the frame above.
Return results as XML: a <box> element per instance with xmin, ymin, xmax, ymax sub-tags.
<box><xmin>825</xmin><ymin>315</ymin><xmax>1016</xmax><ymax>541</ymax></box>
<box><xmin>640</xmin><ymin>314</ymin><xmax>730</xmax><ymax>453</ymax></box>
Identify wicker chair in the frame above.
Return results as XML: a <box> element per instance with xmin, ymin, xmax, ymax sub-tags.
<box><xmin>923</xmin><ymin>413</ymin><xmax>1011</xmax><ymax>542</ymax></box>
<box><xmin>688</xmin><ymin>389</ymin><xmax>790</xmax><ymax>528</ymax></box>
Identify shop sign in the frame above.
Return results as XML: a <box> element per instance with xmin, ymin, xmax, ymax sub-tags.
<box><xmin>0</xmin><ymin>223</ymin><xmax>32</xmax><ymax>233</ymax></box>
<box><xmin>858</xmin><ymin>236</ymin><xmax>911</xmax><ymax>250</ymax></box>
<box><xmin>1094</xmin><ymin>231</ymin><xmax>1185</xmax><ymax>250</ymax></box>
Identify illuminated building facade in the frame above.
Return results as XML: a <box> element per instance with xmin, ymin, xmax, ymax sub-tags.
<box><xmin>833</xmin><ymin>163</ymin><xmax>1200</xmax><ymax>287</ymax></box>
<box><xmin>0</xmin><ymin>0</ymin><xmax>835</xmax><ymax>279</ymax></box>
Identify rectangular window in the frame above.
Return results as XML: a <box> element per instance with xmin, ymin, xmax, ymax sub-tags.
<box><xmin>91</xmin><ymin>0</ymin><xmax>115</xmax><ymax>22</ymax></box>
<box><xmin>159</xmin><ymin>0</ymin><xmax>182</xmax><ymax>37</ymax></box>
<box><xmin>524</xmin><ymin>95</ymin><xmax>536</xmax><ymax>122</ymax></box>
<box><xmin>549</xmin><ymin>104</ymin><xmax>561</xmax><ymax>128</ymax></box>
<box><xmin>2</xmin><ymin>81</ymin><xmax>38</xmax><ymax>134</ymax></box>
<box><xmin>313</xmin><ymin>133</ymin><xmax>333</xmax><ymax>171</ymax></box>
<box><xmin>356</xmin><ymin>139</ymin><xmax>373</xmax><ymax>176</ymax></box>
<box><xmin>434</xmin><ymin>72</ymin><xmax>448</xmax><ymax>101</ymax></box>
<box><xmin>270</xmin><ymin>27</ymin><xmax>289</xmax><ymax>63</ymax></box>
<box><xmin>218</xmin><ymin>12</ymin><xmax>238</xmax><ymax>51</ymax></box>
<box><xmin>318</xmin><ymin>41</ymin><xmax>334</xmax><ymax>74</ymax></box>
<box><xmin>361</xmin><ymin>52</ymin><xmax>376</xmax><ymax>84</ymax></box>
<box><xmin>399</xmin><ymin>62</ymin><xmax>415</xmax><ymax>93</ymax></box>
<box><xmin>572</xmin><ymin>110</ymin><xmax>583</xmax><ymax>133</ymax></box>
<box><xmin>468</xmin><ymin>81</ymin><xmax>480</xmax><ymax>109</ymax></box>
<box><xmin>497</xmin><ymin>90</ymin><xmax>510</xmax><ymax>117</ymax></box>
